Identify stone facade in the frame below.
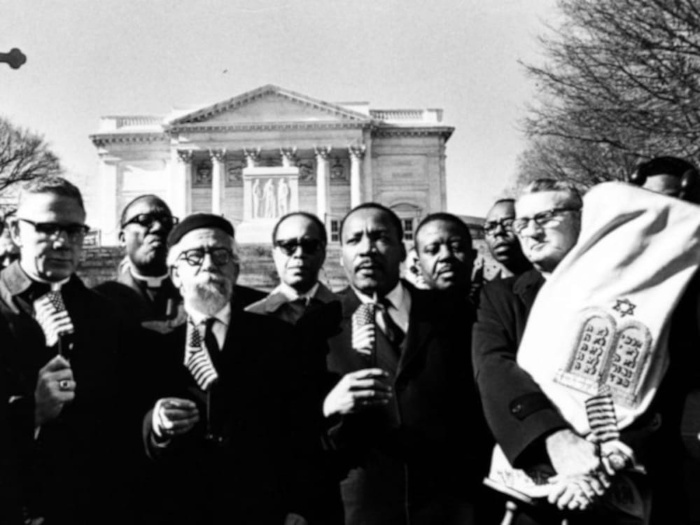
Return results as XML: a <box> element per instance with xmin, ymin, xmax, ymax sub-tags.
<box><xmin>89</xmin><ymin>85</ymin><xmax>453</xmax><ymax>246</ymax></box>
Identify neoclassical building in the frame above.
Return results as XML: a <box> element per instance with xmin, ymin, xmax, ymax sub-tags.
<box><xmin>90</xmin><ymin>85</ymin><xmax>454</xmax><ymax>245</ymax></box>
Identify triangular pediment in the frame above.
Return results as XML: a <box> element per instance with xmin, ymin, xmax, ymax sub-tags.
<box><xmin>167</xmin><ymin>85</ymin><xmax>372</xmax><ymax>127</ymax></box>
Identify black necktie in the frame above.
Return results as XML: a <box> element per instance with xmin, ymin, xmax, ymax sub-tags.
<box><xmin>378</xmin><ymin>298</ymin><xmax>405</xmax><ymax>347</ymax></box>
<box><xmin>204</xmin><ymin>317</ymin><xmax>220</xmax><ymax>355</ymax></box>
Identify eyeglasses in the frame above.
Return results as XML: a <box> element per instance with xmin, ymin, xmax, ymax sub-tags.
<box><xmin>483</xmin><ymin>217</ymin><xmax>515</xmax><ymax>235</ymax></box>
<box><xmin>122</xmin><ymin>213</ymin><xmax>178</xmax><ymax>230</ymax></box>
<box><xmin>18</xmin><ymin>218</ymin><xmax>90</xmax><ymax>240</ymax></box>
<box><xmin>274</xmin><ymin>238</ymin><xmax>324</xmax><ymax>256</ymax></box>
<box><xmin>177</xmin><ymin>247</ymin><xmax>236</xmax><ymax>267</ymax></box>
<box><xmin>512</xmin><ymin>207</ymin><xmax>581</xmax><ymax>235</ymax></box>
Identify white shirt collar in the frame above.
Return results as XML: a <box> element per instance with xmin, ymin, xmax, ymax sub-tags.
<box><xmin>20</xmin><ymin>261</ymin><xmax>70</xmax><ymax>287</ymax></box>
<box><xmin>185</xmin><ymin>303</ymin><xmax>231</xmax><ymax>350</ymax></box>
<box><xmin>186</xmin><ymin>302</ymin><xmax>231</xmax><ymax>329</ymax></box>
<box><xmin>275</xmin><ymin>282</ymin><xmax>320</xmax><ymax>303</ymax></box>
<box><xmin>354</xmin><ymin>281</ymin><xmax>410</xmax><ymax>333</ymax></box>
<box><xmin>129</xmin><ymin>267</ymin><xmax>170</xmax><ymax>288</ymax></box>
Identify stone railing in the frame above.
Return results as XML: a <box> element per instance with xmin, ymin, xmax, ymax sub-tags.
<box><xmin>114</xmin><ymin>116</ymin><xmax>162</xmax><ymax>129</ymax></box>
<box><xmin>370</xmin><ymin>109</ymin><xmax>443</xmax><ymax>123</ymax></box>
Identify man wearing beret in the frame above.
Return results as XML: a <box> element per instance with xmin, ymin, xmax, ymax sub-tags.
<box><xmin>143</xmin><ymin>213</ymin><xmax>330</xmax><ymax>525</ymax></box>
<box><xmin>95</xmin><ymin>195</ymin><xmax>265</xmax><ymax>334</ymax></box>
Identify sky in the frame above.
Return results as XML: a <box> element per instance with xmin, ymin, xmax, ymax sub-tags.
<box><xmin>1</xmin><ymin>0</ymin><xmax>558</xmax><ymax>219</ymax></box>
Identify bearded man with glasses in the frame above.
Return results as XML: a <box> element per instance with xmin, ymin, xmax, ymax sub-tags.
<box><xmin>0</xmin><ymin>176</ymin><xmax>141</xmax><ymax>525</ymax></box>
<box><xmin>143</xmin><ymin>213</ymin><xmax>332</xmax><ymax>525</ymax></box>
<box><xmin>95</xmin><ymin>195</ymin><xmax>264</xmax><ymax>334</ymax></box>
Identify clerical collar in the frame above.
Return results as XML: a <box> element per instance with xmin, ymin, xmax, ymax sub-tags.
<box><xmin>276</xmin><ymin>282</ymin><xmax>320</xmax><ymax>302</ymax></box>
<box><xmin>19</xmin><ymin>261</ymin><xmax>70</xmax><ymax>287</ymax></box>
<box><xmin>129</xmin><ymin>267</ymin><xmax>170</xmax><ymax>288</ymax></box>
<box><xmin>186</xmin><ymin>302</ymin><xmax>231</xmax><ymax>329</ymax></box>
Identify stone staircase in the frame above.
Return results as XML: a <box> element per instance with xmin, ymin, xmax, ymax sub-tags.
<box><xmin>77</xmin><ymin>243</ymin><xmax>350</xmax><ymax>292</ymax></box>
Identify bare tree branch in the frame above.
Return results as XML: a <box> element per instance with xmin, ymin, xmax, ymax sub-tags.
<box><xmin>518</xmin><ymin>0</ymin><xmax>700</xmax><ymax>186</ymax></box>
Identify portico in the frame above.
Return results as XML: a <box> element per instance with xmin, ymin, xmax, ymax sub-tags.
<box><xmin>90</xmin><ymin>85</ymin><xmax>453</xmax><ymax>245</ymax></box>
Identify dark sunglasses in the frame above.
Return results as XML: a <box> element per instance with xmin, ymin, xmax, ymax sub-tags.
<box><xmin>122</xmin><ymin>213</ymin><xmax>178</xmax><ymax>230</ymax></box>
<box><xmin>178</xmin><ymin>247</ymin><xmax>236</xmax><ymax>267</ymax></box>
<box><xmin>18</xmin><ymin>218</ymin><xmax>90</xmax><ymax>239</ymax></box>
<box><xmin>274</xmin><ymin>238</ymin><xmax>324</xmax><ymax>256</ymax></box>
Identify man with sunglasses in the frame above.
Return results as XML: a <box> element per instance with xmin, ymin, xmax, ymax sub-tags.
<box><xmin>0</xmin><ymin>177</ymin><xmax>140</xmax><ymax>524</ymax></box>
<box><xmin>95</xmin><ymin>195</ymin><xmax>184</xmax><ymax>332</ymax></box>
<box><xmin>483</xmin><ymin>199</ymin><xmax>532</xmax><ymax>279</ymax></box>
<box><xmin>143</xmin><ymin>213</ymin><xmax>330</xmax><ymax>525</ymax></box>
<box><xmin>247</xmin><ymin>212</ymin><xmax>338</xmax><ymax>325</ymax></box>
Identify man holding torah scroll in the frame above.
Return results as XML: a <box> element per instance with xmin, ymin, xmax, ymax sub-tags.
<box><xmin>474</xmin><ymin>178</ymin><xmax>700</xmax><ymax>524</ymax></box>
<box><xmin>323</xmin><ymin>203</ymin><xmax>491</xmax><ymax>525</ymax></box>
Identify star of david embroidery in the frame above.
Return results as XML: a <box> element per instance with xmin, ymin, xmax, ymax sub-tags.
<box><xmin>613</xmin><ymin>298</ymin><xmax>636</xmax><ymax>318</ymax></box>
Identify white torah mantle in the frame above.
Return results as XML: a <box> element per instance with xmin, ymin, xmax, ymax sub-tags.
<box><xmin>489</xmin><ymin>181</ymin><xmax>700</xmax><ymax>498</ymax></box>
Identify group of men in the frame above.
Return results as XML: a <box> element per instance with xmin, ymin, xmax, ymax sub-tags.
<box><xmin>1</xmin><ymin>154</ymin><xmax>699</xmax><ymax>525</ymax></box>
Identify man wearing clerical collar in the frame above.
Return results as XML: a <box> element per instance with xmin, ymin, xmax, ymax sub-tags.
<box><xmin>94</xmin><ymin>195</ymin><xmax>184</xmax><ymax>331</ymax></box>
<box><xmin>0</xmin><ymin>176</ymin><xmax>139</xmax><ymax>524</ymax></box>
<box><xmin>247</xmin><ymin>211</ymin><xmax>338</xmax><ymax>325</ymax></box>
<box><xmin>144</xmin><ymin>213</ymin><xmax>331</xmax><ymax>525</ymax></box>
<box><xmin>323</xmin><ymin>203</ymin><xmax>491</xmax><ymax>525</ymax></box>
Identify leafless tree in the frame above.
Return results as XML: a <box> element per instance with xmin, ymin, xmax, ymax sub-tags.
<box><xmin>518</xmin><ymin>0</ymin><xmax>700</xmax><ymax>187</ymax></box>
<box><xmin>0</xmin><ymin>115</ymin><xmax>62</xmax><ymax>193</ymax></box>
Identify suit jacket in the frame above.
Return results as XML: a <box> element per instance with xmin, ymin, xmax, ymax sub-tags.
<box><xmin>94</xmin><ymin>267</ymin><xmax>182</xmax><ymax>330</ymax></box>
<box><xmin>325</xmin><ymin>283</ymin><xmax>490</xmax><ymax>525</ymax></box>
<box><xmin>0</xmin><ymin>261</ymin><xmax>141</xmax><ymax>525</ymax></box>
<box><xmin>471</xmin><ymin>269</ymin><xmax>568</xmax><ymax>467</ymax></box>
<box><xmin>246</xmin><ymin>282</ymin><xmax>339</xmax><ymax>325</ymax></box>
<box><xmin>143</xmin><ymin>306</ymin><xmax>328</xmax><ymax>525</ymax></box>
<box><xmin>94</xmin><ymin>266</ymin><xmax>266</xmax><ymax>332</ymax></box>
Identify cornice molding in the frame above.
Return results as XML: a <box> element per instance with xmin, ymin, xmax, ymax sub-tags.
<box><xmin>167</xmin><ymin>121</ymin><xmax>370</xmax><ymax>133</ymax></box>
<box><xmin>372</xmin><ymin>126</ymin><xmax>454</xmax><ymax>140</ymax></box>
<box><xmin>169</xmin><ymin>85</ymin><xmax>373</xmax><ymax>125</ymax></box>
<box><xmin>90</xmin><ymin>132</ymin><xmax>168</xmax><ymax>147</ymax></box>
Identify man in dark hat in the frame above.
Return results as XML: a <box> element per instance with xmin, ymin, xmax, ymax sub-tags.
<box><xmin>628</xmin><ymin>156</ymin><xmax>700</xmax><ymax>204</ymax></box>
<box><xmin>95</xmin><ymin>195</ymin><xmax>264</xmax><ymax>333</ymax></box>
<box><xmin>143</xmin><ymin>213</ymin><xmax>329</xmax><ymax>525</ymax></box>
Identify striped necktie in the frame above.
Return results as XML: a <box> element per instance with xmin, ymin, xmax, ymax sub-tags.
<box><xmin>184</xmin><ymin>319</ymin><xmax>219</xmax><ymax>391</ymax></box>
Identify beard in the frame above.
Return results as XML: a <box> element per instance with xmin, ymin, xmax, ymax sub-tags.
<box><xmin>182</xmin><ymin>276</ymin><xmax>233</xmax><ymax>316</ymax></box>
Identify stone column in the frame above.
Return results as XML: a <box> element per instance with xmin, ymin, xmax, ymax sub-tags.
<box><xmin>315</xmin><ymin>146</ymin><xmax>331</xmax><ymax>221</ymax></box>
<box><xmin>172</xmin><ymin>149</ymin><xmax>193</xmax><ymax>219</ymax></box>
<box><xmin>210</xmin><ymin>149</ymin><xmax>226</xmax><ymax>215</ymax></box>
<box><xmin>349</xmin><ymin>145</ymin><xmax>366</xmax><ymax>208</ymax></box>
<box><xmin>244</xmin><ymin>147</ymin><xmax>261</xmax><ymax>168</ymax></box>
<box><xmin>98</xmin><ymin>157</ymin><xmax>119</xmax><ymax>245</ymax></box>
